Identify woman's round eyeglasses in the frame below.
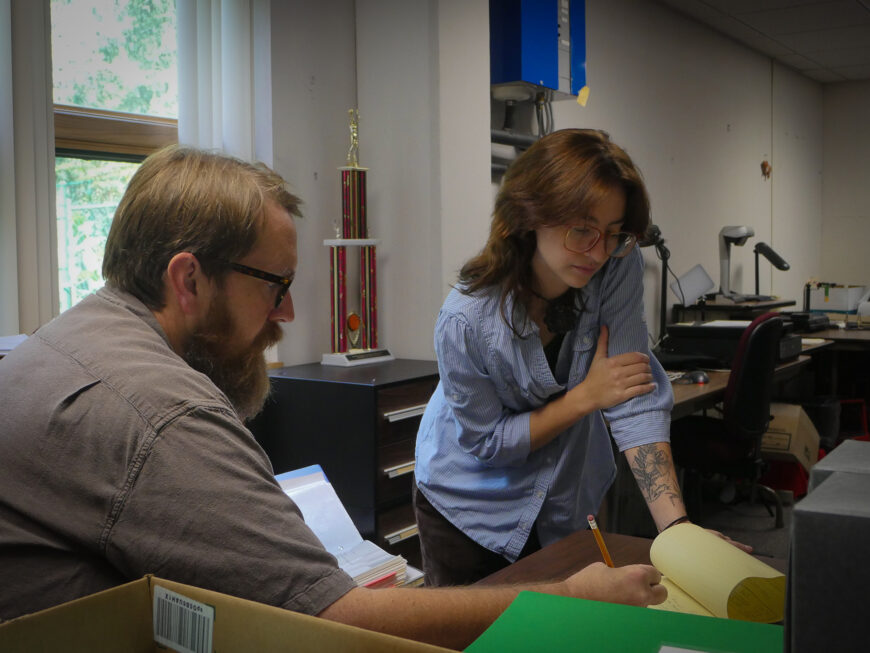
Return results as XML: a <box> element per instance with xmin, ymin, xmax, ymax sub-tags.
<box><xmin>563</xmin><ymin>225</ymin><xmax>637</xmax><ymax>258</ymax></box>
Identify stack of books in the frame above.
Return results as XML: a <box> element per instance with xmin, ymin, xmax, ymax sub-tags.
<box><xmin>277</xmin><ymin>465</ymin><xmax>422</xmax><ymax>588</ymax></box>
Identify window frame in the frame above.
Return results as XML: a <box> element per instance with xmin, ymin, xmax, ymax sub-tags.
<box><xmin>54</xmin><ymin>104</ymin><xmax>177</xmax><ymax>160</ymax></box>
<box><xmin>53</xmin><ymin>105</ymin><xmax>178</xmax><ymax>311</ymax></box>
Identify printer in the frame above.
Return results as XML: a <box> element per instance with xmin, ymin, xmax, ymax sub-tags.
<box><xmin>659</xmin><ymin>319</ymin><xmax>802</xmax><ymax>369</ymax></box>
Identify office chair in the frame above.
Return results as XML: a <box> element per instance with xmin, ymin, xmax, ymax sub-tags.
<box><xmin>670</xmin><ymin>312</ymin><xmax>786</xmax><ymax>529</ymax></box>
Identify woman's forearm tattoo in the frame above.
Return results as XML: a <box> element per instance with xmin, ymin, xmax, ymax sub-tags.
<box><xmin>629</xmin><ymin>444</ymin><xmax>682</xmax><ymax>506</ymax></box>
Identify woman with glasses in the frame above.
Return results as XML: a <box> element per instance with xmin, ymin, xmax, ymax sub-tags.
<box><xmin>413</xmin><ymin>129</ymin><xmax>687</xmax><ymax>586</ymax></box>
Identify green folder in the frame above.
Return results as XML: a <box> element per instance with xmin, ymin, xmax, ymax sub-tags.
<box><xmin>466</xmin><ymin>592</ymin><xmax>783</xmax><ymax>653</ymax></box>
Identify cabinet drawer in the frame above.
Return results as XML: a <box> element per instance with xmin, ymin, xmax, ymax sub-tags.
<box><xmin>377</xmin><ymin>502</ymin><xmax>418</xmax><ymax>547</ymax></box>
<box><xmin>377</xmin><ymin>379</ymin><xmax>438</xmax><ymax>445</ymax></box>
<box><xmin>378</xmin><ymin>439</ymin><xmax>416</xmax><ymax>504</ymax></box>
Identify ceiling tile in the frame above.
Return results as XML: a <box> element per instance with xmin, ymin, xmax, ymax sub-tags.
<box><xmin>655</xmin><ymin>0</ymin><xmax>870</xmax><ymax>81</ymax></box>
<box><xmin>739</xmin><ymin>1</ymin><xmax>870</xmax><ymax>36</ymax></box>
<box><xmin>656</xmin><ymin>0</ymin><xmax>738</xmax><ymax>28</ymax></box>
<box><xmin>809</xmin><ymin>46</ymin><xmax>870</xmax><ymax>67</ymax></box>
<box><xmin>838</xmin><ymin>63</ymin><xmax>870</xmax><ymax>79</ymax></box>
<box><xmin>731</xmin><ymin>32</ymin><xmax>795</xmax><ymax>57</ymax></box>
<box><xmin>802</xmin><ymin>68</ymin><xmax>850</xmax><ymax>82</ymax></box>
<box><xmin>778</xmin><ymin>25</ymin><xmax>870</xmax><ymax>53</ymax></box>
<box><xmin>703</xmin><ymin>0</ymin><xmax>821</xmax><ymax>13</ymax></box>
<box><xmin>776</xmin><ymin>52</ymin><xmax>825</xmax><ymax>70</ymax></box>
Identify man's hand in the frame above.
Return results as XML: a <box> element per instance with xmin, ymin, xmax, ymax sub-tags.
<box><xmin>576</xmin><ymin>325</ymin><xmax>655</xmax><ymax>410</ymax></box>
<box><xmin>561</xmin><ymin>562</ymin><xmax>667</xmax><ymax>607</ymax></box>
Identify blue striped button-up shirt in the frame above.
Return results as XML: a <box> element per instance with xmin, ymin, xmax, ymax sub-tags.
<box><xmin>414</xmin><ymin>248</ymin><xmax>673</xmax><ymax>561</ymax></box>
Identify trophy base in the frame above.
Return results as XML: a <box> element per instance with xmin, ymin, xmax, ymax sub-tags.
<box><xmin>321</xmin><ymin>348</ymin><xmax>394</xmax><ymax>367</ymax></box>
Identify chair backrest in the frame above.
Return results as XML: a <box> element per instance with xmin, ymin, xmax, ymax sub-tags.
<box><xmin>722</xmin><ymin>312</ymin><xmax>785</xmax><ymax>446</ymax></box>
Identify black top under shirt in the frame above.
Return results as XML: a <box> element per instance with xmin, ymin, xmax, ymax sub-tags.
<box><xmin>543</xmin><ymin>332</ymin><xmax>565</xmax><ymax>375</ymax></box>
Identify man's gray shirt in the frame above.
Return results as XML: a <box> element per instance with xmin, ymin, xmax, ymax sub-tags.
<box><xmin>0</xmin><ymin>286</ymin><xmax>354</xmax><ymax>620</ymax></box>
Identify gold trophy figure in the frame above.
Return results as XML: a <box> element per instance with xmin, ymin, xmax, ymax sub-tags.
<box><xmin>347</xmin><ymin>109</ymin><xmax>360</xmax><ymax>168</ymax></box>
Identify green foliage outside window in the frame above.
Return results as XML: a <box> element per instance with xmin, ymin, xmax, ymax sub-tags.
<box><xmin>52</xmin><ymin>0</ymin><xmax>177</xmax><ymax>117</ymax></box>
<box><xmin>51</xmin><ymin>0</ymin><xmax>177</xmax><ymax>311</ymax></box>
<box><xmin>56</xmin><ymin>157</ymin><xmax>139</xmax><ymax>311</ymax></box>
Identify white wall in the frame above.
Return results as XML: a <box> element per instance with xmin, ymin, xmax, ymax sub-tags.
<box><xmin>821</xmin><ymin>81</ymin><xmax>870</xmax><ymax>285</ymax></box>
<box><xmin>269</xmin><ymin>0</ymin><xmax>357</xmax><ymax>366</ymax></box>
<box><xmin>436</xmin><ymin>1</ymin><xmax>492</xmax><ymax>309</ymax></box>
<box><xmin>355</xmin><ymin>0</ymin><xmax>438</xmax><ymax>361</ymax></box>
<box><xmin>356</xmin><ymin>0</ymin><xmax>491</xmax><ymax>360</ymax></box>
<box><xmin>268</xmin><ymin>0</ymin><xmax>864</xmax><ymax>364</ymax></box>
<box><xmin>771</xmin><ymin>63</ymin><xmax>823</xmax><ymax>304</ymax></box>
<box><xmin>548</xmin><ymin>0</ymin><xmax>823</xmax><ymax>338</ymax></box>
<box><xmin>270</xmin><ymin>0</ymin><xmax>491</xmax><ymax>364</ymax></box>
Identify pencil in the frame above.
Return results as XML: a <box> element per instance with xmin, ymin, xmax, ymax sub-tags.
<box><xmin>587</xmin><ymin>514</ymin><xmax>614</xmax><ymax>567</ymax></box>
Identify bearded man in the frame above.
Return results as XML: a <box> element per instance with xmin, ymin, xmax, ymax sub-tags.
<box><xmin>0</xmin><ymin>146</ymin><xmax>665</xmax><ymax>648</ymax></box>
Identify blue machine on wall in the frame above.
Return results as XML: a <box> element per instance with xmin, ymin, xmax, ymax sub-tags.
<box><xmin>490</xmin><ymin>0</ymin><xmax>587</xmax><ymax>97</ymax></box>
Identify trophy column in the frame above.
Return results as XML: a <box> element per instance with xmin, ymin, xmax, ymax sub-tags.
<box><xmin>322</xmin><ymin>110</ymin><xmax>392</xmax><ymax>366</ymax></box>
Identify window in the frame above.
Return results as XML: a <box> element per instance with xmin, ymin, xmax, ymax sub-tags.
<box><xmin>51</xmin><ymin>0</ymin><xmax>178</xmax><ymax>311</ymax></box>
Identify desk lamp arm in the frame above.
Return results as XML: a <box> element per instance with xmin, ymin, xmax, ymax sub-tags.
<box><xmin>753</xmin><ymin>242</ymin><xmax>790</xmax><ymax>295</ymax></box>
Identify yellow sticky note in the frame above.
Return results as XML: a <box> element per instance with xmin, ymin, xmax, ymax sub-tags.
<box><xmin>576</xmin><ymin>85</ymin><xmax>590</xmax><ymax>107</ymax></box>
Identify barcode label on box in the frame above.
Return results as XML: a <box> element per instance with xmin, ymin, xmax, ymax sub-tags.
<box><xmin>153</xmin><ymin>586</ymin><xmax>214</xmax><ymax>653</ymax></box>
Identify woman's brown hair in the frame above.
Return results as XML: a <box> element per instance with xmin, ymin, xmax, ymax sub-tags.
<box><xmin>459</xmin><ymin>128</ymin><xmax>651</xmax><ymax>332</ymax></box>
<box><xmin>102</xmin><ymin>145</ymin><xmax>301</xmax><ymax>310</ymax></box>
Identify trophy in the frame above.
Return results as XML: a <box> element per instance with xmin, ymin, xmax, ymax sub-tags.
<box><xmin>321</xmin><ymin>110</ymin><xmax>393</xmax><ymax>366</ymax></box>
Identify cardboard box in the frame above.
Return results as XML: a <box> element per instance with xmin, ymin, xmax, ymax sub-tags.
<box><xmin>809</xmin><ymin>285</ymin><xmax>867</xmax><ymax>313</ymax></box>
<box><xmin>0</xmin><ymin>575</ymin><xmax>454</xmax><ymax>653</ymax></box>
<box><xmin>760</xmin><ymin>403</ymin><xmax>820</xmax><ymax>471</ymax></box>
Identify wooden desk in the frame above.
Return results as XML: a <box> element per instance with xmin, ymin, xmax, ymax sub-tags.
<box><xmin>477</xmin><ymin>530</ymin><xmax>652</xmax><ymax>586</ymax></box>
<box><xmin>476</xmin><ymin>529</ymin><xmax>787</xmax><ymax>586</ymax></box>
<box><xmin>797</xmin><ymin>327</ymin><xmax>870</xmax><ymax>395</ymax></box>
<box><xmin>807</xmin><ymin>327</ymin><xmax>870</xmax><ymax>350</ymax></box>
<box><xmin>671</xmin><ymin>371</ymin><xmax>729</xmax><ymax>420</ymax></box>
<box><xmin>670</xmin><ymin>354</ymin><xmax>813</xmax><ymax>421</ymax></box>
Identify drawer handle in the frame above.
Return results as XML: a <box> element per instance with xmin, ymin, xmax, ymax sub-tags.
<box><xmin>384</xmin><ymin>523</ymin><xmax>419</xmax><ymax>545</ymax></box>
<box><xmin>383</xmin><ymin>461</ymin><xmax>415</xmax><ymax>478</ymax></box>
<box><xmin>383</xmin><ymin>404</ymin><xmax>428</xmax><ymax>423</ymax></box>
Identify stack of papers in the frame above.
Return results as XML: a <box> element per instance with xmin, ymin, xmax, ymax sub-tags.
<box><xmin>277</xmin><ymin>465</ymin><xmax>414</xmax><ymax>587</ymax></box>
<box><xmin>334</xmin><ymin>540</ymin><xmax>406</xmax><ymax>587</ymax></box>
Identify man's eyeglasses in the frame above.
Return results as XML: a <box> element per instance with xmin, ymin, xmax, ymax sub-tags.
<box><xmin>563</xmin><ymin>224</ymin><xmax>637</xmax><ymax>258</ymax></box>
<box><xmin>226</xmin><ymin>262</ymin><xmax>292</xmax><ymax>309</ymax></box>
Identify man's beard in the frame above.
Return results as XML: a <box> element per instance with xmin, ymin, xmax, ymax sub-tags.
<box><xmin>182</xmin><ymin>295</ymin><xmax>283</xmax><ymax>422</ymax></box>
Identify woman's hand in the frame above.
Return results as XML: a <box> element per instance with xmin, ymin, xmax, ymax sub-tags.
<box><xmin>561</xmin><ymin>562</ymin><xmax>667</xmax><ymax>607</ymax></box>
<box><xmin>529</xmin><ymin>326</ymin><xmax>656</xmax><ymax>451</ymax></box>
<box><xmin>574</xmin><ymin>325</ymin><xmax>655</xmax><ymax>410</ymax></box>
<box><xmin>706</xmin><ymin>528</ymin><xmax>753</xmax><ymax>553</ymax></box>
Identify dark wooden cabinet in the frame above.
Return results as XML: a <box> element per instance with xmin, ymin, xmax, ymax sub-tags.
<box><xmin>248</xmin><ymin>358</ymin><xmax>439</xmax><ymax>568</ymax></box>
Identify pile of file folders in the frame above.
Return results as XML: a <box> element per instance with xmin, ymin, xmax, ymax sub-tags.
<box><xmin>656</xmin><ymin>319</ymin><xmax>802</xmax><ymax>371</ymax></box>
